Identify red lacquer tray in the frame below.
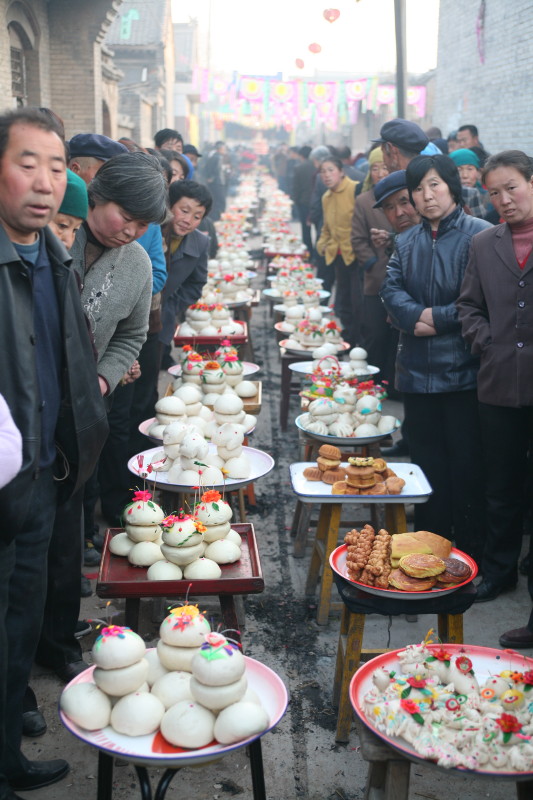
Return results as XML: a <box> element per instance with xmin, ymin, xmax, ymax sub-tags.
<box><xmin>97</xmin><ymin>524</ymin><xmax>264</xmax><ymax>599</ymax></box>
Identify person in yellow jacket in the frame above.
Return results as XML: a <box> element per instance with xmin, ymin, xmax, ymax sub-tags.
<box><xmin>316</xmin><ymin>156</ymin><xmax>361</xmax><ymax>345</ymax></box>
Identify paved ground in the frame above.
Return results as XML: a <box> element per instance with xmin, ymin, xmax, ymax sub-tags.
<box><xmin>25</xmin><ymin>267</ymin><xmax>533</xmax><ymax>800</ymax></box>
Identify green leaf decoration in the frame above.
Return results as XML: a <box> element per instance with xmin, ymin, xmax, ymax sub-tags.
<box><xmin>503</xmin><ymin>732</ymin><xmax>511</xmax><ymax>744</ymax></box>
<box><xmin>413</xmin><ymin>713</ymin><xmax>424</xmax><ymax>725</ymax></box>
<box><xmin>148</xmin><ymin>501</ymin><xmax>154</xmax><ymax>508</ymax></box>
<box><xmin>213</xmin><ymin>503</ymin><xmax>219</xmax><ymax>511</ymax></box>
<box><xmin>401</xmin><ymin>686</ymin><xmax>411</xmax><ymax>699</ymax></box>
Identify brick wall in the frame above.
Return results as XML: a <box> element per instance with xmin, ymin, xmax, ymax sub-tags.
<box><xmin>435</xmin><ymin>0</ymin><xmax>533</xmax><ymax>153</ymax></box>
<box><xmin>0</xmin><ymin>0</ymin><xmax>122</xmax><ymax>135</ymax></box>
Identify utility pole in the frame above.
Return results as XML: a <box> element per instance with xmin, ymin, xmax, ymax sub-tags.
<box><xmin>394</xmin><ymin>0</ymin><xmax>407</xmax><ymax>118</ymax></box>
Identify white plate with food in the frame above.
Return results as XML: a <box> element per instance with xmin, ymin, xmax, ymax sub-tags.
<box><xmin>138</xmin><ymin>418</ymin><xmax>255</xmax><ymax>443</ymax></box>
<box><xmin>288</xmin><ymin>362</ymin><xmax>379</xmax><ymax>378</ymax></box>
<box><xmin>350</xmin><ymin>644</ymin><xmax>533</xmax><ymax>777</ymax></box>
<box><xmin>168</xmin><ymin>362</ymin><xmax>261</xmax><ymax>378</ymax></box>
<box><xmin>330</xmin><ymin>544</ymin><xmax>477</xmax><ymax>600</ymax></box>
<box><xmin>60</xmin><ymin>655</ymin><xmax>288</xmax><ymax>768</ymax></box>
<box><xmin>294</xmin><ymin>414</ymin><xmax>397</xmax><ymax>446</ymax></box>
<box><xmin>289</xmin><ymin>461</ymin><xmax>432</xmax><ymax>504</ymax></box>
<box><xmin>279</xmin><ymin>340</ymin><xmax>350</xmax><ymax>357</ymax></box>
<box><xmin>263</xmin><ymin>288</ymin><xmax>331</xmax><ymax>301</ymax></box>
<box><xmin>128</xmin><ymin>445</ymin><xmax>275</xmax><ymax>493</ymax></box>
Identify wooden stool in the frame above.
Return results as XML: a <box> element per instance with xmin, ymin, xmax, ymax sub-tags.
<box><xmin>304</xmin><ymin>502</ymin><xmax>407</xmax><ymax>625</ymax></box>
<box><xmin>280</xmin><ymin>353</ymin><xmax>311</xmax><ymax>431</ymax></box>
<box><xmin>331</xmin><ymin>580</ymin><xmax>477</xmax><ymax>742</ymax></box>
<box><xmin>96</xmin><ymin>525</ymin><xmax>264</xmax><ymax>641</ymax></box>
<box><xmin>355</xmin><ymin>719</ymin><xmax>533</xmax><ymax>800</ymax></box>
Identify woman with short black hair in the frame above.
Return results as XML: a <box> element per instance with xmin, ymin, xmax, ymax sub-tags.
<box><xmin>380</xmin><ymin>154</ymin><xmax>492</xmax><ymax>562</ymax></box>
<box><xmin>458</xmin><ymin>150</ymin><xmax>533</xmax><ymax>606</ymax></box>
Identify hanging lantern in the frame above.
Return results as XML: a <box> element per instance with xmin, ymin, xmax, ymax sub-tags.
<box><xmin>323</xmin><ymin>8</ymin><xmax>340</xmax><ymax>23</ymax></box>
<box><xmin>308</xmin><ymin>42</ymin><xmax>322</xmax><ymax>54</ymax></box>
<box><xmin>295</xmin><ymin>58</ymin><xmax>305</xmax><ymax>69</ymax></box>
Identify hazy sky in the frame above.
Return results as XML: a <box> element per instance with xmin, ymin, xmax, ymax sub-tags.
<box><xmin>171</xmin><ymin>0</ymin><xmax>440</xmax><ymax>77</ymax></box>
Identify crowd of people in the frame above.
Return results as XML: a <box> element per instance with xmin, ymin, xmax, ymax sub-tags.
<box><xmin>1</xmin><ymin>104</ymin><xmax>533</xmax><ymax>798</ymax></box>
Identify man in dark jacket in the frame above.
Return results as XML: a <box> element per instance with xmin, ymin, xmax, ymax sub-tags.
<box><xmin>159</xmin><ymin>180</ymin><xmax>212</xmax><ymax>350</ymax></box>
<box><xmin>0</xmin><ymin>108</ymin><xmax>108</xmax><ymax>798</ymax></box>
<box><xmin>291</xmin><ymin>146</ymin><xmax>315</xmax><ymax>256</ymax></box>
<box><xmin>204</xmin><ymin>141</ymin><xmax>227</xmax><ymax>221</ymax></box>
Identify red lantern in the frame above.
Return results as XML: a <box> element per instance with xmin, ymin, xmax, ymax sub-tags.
<box><xmin>308</xmin><ymin>43</ymin><xmax>322</xmax><ymax>54</ymax></box>
<box><xmin>323</xmin><ymin>8</ymin><xmax>340</xmax><ymax>23</ymax></box>
<box><xmin>295</xmin><ymin>58</ymin><xmax>305</xmax><ymax>69</ymax></box>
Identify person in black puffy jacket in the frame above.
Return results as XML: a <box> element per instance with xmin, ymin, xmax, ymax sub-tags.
<box><xmin>380</xmin><ymin>155</ymin><xmax>491</xmax><ymax>563</ymax></box>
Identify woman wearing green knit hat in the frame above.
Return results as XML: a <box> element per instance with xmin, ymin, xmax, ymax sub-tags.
<box><xmin>449</xmin><ymin>148</ymin><xmax>498</xmax><ymax>222</ymax></box>
<box><xmin>49</xmin><ymin>168</ymin><xmax>88</xmax><ymax>250</ymax></box>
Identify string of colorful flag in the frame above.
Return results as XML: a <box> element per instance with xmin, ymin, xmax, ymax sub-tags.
<box><xmin>195</xmin><ymin>71</ymin><xmax>426</xmax><ymax>130</ymax></box>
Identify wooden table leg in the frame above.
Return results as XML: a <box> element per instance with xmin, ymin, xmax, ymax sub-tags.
<box><xmin>292</xmin><ymin>501</ymin><xmax>313</xmax><ymax>557</ymax></box>
<box><xmin>333</xmin><ymin>604</ymin><xmax>350</xmax><ymax>706</ymax></box>
<box><xmin>437</xmin><ymin>612</ymin><xmax>464</xmax><ymax>644</ymax></box>
<box><xmin>305</xmin><ymin>504</ymin><xmax>332</xmax><ymax>596</ymax></box>
<box><xmin>335</xmin><ymin>610</ymin><xmax>365</xmax><ymax>742</ymax></box>
<box><xmin>237</xmin><ymin>488</ymin><xmax>247</xmax><ymax>522</ymax></box>
<box><xmin>316</xmin><ymin>504</ymin><xmax>342</xmax><ymax>625</ymax></box>
<box><xmin>280</xmin><ymin>357</ymin><xmax>292</xmax><ymax>431</ymax></box>
<box><xmin>384</xmin><ymin>503</ymin><xmax>407</xmax><ymax>535</ymax></box>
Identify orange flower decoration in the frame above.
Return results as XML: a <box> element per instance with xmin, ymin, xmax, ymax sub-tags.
<box><xmin>182</xmin><ymin>344</ymin><xmax>192</xmax><ymax>352</ymax></box>
<box><xmin>204</xmin><ymin>361</ymin><xmax>221</xmax><ymax>369</ymax></box>
<box><xmin>202</xmin><ymin>489</ymin><xmax>222</xmax><ymax>503</ymax></box>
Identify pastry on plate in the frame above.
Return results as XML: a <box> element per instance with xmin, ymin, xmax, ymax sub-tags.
<box><xmin>435</xmin><ymin>557</ymin><xmax>472</xmax><ymax>586</ymax></box>
<box><xmin>399</xmin><ymin>553</ymin><xmax>446</xmax><ymax>578</ymax></box>
<box><xmin>388</xmin><ymin>569</ymin><xmax>437</xmax><ymax>592</ymax></box>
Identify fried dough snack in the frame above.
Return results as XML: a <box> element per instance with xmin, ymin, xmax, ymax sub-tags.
<box><xmin>344</xmin><ymin>525</ymin><xmax>375</xmax><ymax>580</ymax></box>
<box><xmin>359</xmin><ymin>529</ymin><xmax>392</xmax><ymax>587</ymax></box>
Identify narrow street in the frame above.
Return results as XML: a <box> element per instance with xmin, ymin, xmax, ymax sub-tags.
<box><xmin>27</xmin><ymin>269</ymin><xmax>532</xmax><ymax>800</ymax></box>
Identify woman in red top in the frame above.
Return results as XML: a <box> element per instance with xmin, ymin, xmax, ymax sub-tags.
<box><xmin>458</xmin><ymin>150</ymin><xmax>533</xmax><ymax>606</ymax></box>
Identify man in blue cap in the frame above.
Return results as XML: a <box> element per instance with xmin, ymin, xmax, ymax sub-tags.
<box><xmin>68</xmin><ymin>133</ymin><xmax>128</xmax><ymax>184</ymax></box>
<box><xmin>373</xmin><ymin>118</ymin><xmax>429</xmax><ymax>172</ymax></box>
<box><xmin>371</xmin><ymin>171</ymin><xmax>421</xmax><ymax>457</ymax></box>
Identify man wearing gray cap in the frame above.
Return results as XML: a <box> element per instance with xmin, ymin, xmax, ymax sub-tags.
<box><xmin>373</xmin><ymin>118</ymin><xmax>429</xmax><ymax>172</ymax></box>
<box><xmin>68</xmin><ymin>133</ymin><xmax>128</xmax><ymax>184</ymax></box>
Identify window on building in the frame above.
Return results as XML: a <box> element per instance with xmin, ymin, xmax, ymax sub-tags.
<box><xmin>9</xmin><ymin>28</ymin><xmax>26</xmax><ymax>106</ymax></box>
<box><xmin>11</xmin><ymin>47</ymin><xmax>25</xmax><ymax>105</ymax></box>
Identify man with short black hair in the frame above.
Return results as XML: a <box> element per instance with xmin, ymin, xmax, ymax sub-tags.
<box><xmin>159</xmin><ymin>180</ymin><xmax>212</xmax><ymax>350</ymax></box>
<box><xmin>456</xmin><ymin>123</ymin><xmax>490</xmax><ymax>166</ymax></box>
<box><xmin>0</xmin><ymin>107</ymin><xmax>108</xmax><ymax>798</ymax></box>
<box><xmin>154</xmin><ymin>128</ymin><xmax>184</xmax><ymax>152</ymax></box>
<box><xmin>183</xmin><ymin>143</ymin><xmax>202</xmax><ymax>167</ymax></box>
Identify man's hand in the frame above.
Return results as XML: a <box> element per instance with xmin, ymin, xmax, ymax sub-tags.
<box><xmin>370</xmin><ymin>228</ymin><xmax>392</xmax><ymax>249</ymax></box>
<box><xmin>121</xmin><ymin>360</ymin><xmax>141</xmax><ymax>385</ymax></box>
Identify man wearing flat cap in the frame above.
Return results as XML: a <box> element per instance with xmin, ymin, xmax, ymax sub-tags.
<box><xmin>68</xmin><ymin>133</ymin><xmax>128</xmax><ymax>185</ymax></box>
<box><xmin>373</xmin><ymin>118</ymin><xmax>429</xmax><ymax>172</ymax></box>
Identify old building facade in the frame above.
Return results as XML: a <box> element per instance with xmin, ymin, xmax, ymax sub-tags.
<box><xmin>105</xmin><ymin>0</ymin><xmax>174</xmax><ymax>148</ymax></box>
<box><xmin>435</xmin><ymin>0</ymin><xmax>533</xmax><ymax>152</ymax></box>
<box><xmin>0</xmin><ymin>0</ymin><xmax>124</xmax><ymax>137</ymax></box>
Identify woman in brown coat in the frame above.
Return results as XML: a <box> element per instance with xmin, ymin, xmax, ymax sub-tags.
<box><xmin>457</xmin><ymin>149</ymin><xmax>533</xmax><ymax>605</ymax></box>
